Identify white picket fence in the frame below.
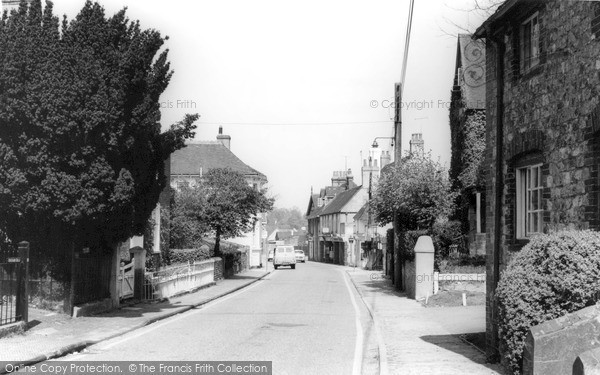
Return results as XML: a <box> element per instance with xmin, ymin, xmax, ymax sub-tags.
<box><xmin>142</xmin><ymin>259</ymin><xmax>216</xmax><ymax>300</ymax></box>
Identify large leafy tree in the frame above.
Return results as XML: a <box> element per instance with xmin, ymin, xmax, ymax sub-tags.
<box><xmin>371</xmin><ymin>155</ymin><xmax>456</xmax><ymax>289</ymax></box>
<box><xmin>371</xmin><ymin>155</ymin><xmax>455</xmax><ymax>230</ymax></box>
<box><xmin>0</xmin><ymin>0</ymin><xmax>197</xmax><ymax>276</ymax></box>
<box><xmin>171</xmin><ymin>168</ymin><xmax>274</xmax><ymax>256</ymax></box>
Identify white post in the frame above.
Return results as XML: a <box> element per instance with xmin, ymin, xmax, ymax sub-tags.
<box><xmin>153</xmin><ymin>204</ymin><xmax>161</xmax><ymax>254</ymax></box>
<box><xmin>414</xmin><ymin>236</ymin><xmax>435</xmax><ymax>300</ymax></box>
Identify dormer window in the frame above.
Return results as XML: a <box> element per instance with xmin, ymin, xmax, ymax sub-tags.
<box><xmin>521</xmin><ymin>12</ymin><xmax>540</xmax><ymax>73</ymax></box>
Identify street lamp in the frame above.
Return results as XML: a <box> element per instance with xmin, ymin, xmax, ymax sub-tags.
<box><xmin>372</xmin><ymin>137</ymin><xmax>395</xmax><ymax>149</ymax></box>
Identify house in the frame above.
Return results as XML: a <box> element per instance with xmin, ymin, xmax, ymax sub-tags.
<box><xmin>318</xmin><ymin>185</ymin><xmax>368</xmax><ymax>266</ymax></box>
<box><xmin>449</xmin><ymin>34</ymin><xmax>486</xmax><ymax>255</ymax></box>
<box><xmin>306</xmin><ymin>170</ymin><xmax>356</xmax><ymax>262</ymax></box>
<box><xmin>170</xmin><ymin>126</ymin><xmax>267</xmax><ymax>190</ymax></box>
<box><xmin>353</xmin><ymin>203</ymin><xmax>391</xmax><ymax>270</ymax></box>
<box><xmin>2</xmin><ymin>0</ymin><xmax>25</xmax><ymax>13</ymax></box>
<box><xmin>168</xmin><ymin>126</ymin><xmax>269</xmax><ymax>267</ymax></box>
<box><xmin>474</xmin><ymin>0</ymin><xmax>600</xmax><ymax>359</ymax></box>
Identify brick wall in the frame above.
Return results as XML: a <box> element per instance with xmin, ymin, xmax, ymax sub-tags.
<box><xmin>484</xmin><ymin>0</ymin><xmax>600</xmax><ymax>360</ymax></box>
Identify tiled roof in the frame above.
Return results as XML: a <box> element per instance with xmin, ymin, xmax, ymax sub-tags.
<box><xmin>306</xmin><ymin>204</ymin><xmax>323</xmax><ymax>220</ymax></box>
<box><xmin>457</xmin><ymin>34</ymin><xmax>485</xmax><ymax>109</ymax></box>
<box><xmin>320</xmin><ymin>186</ymin><xmax>362</xmax><ymax>215</ymax></box>
<box><xmin>354</xmin><ymin>203</ymin><xmax>369</xmax><ymax>221</ymax></box>
<box><xmin>170</xmin><ymin>141</ymin><xmax>266</xmax><ymax>181</ymax></box>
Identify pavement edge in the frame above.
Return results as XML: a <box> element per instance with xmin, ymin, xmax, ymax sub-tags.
<box><xmin>345</xmin><ymin>269</ymin><xmax>390</xmax><ymax>375</ymax></box>
<box><xmin>0</xmin><ymin>271</ymin><xmax>271</xmax><ymax>375</ymax></box>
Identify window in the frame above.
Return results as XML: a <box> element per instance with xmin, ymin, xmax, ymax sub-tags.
<box><xmin>516</xmin><ymin>164</ymin><xmax>543</xmax><ymax>238</ymax></box>
<box><xmin>521</xmin><ymin>12</ymin><xmax>540</xmax><ymax>73</ymax></box>
<box><xmin>340</xmin><ymin>223</ymin><xmax>345</xmax><ymax>235</ymax></box>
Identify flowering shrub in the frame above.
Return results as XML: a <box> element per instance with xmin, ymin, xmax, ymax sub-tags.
<box><xmin>496</xmin><ymin>230</ymin><xmax>600</xmax><ymax>374</ymax></box>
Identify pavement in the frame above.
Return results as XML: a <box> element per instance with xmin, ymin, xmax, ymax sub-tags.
<box><xmin>345</xmin><ymin>267</ymin><xmax>505</xmax><ymax>375</ymax></box>
<box><xmin>0</xmin><ymin>263</ymin><xmax>505</xmax><ymax>375</ymax></box>
<box><xmin>0</xmin><ymin>267</ymin><xmax>271</xmax><ymax>373</ymax></box>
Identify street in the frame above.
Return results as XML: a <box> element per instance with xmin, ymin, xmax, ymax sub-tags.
<box><xmin>57</xmin><ymin>263</ymin><xmax>378</xmax><ymax>375</ymax></box>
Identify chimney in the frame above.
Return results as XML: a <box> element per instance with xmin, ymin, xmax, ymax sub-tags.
<box><xmin>345</xmin><ymin>169</ymin><xmax>354</xmax><ymax>190</ymax></box>
<box><xmin>217</xmin><ymin>126</ymin><xmax>231</xmax><ymax>150</ymax></box>
<box><xmin>409</xmin><ymin>133</ymin><xmax>424</xmax><ymax>157</ymax></box>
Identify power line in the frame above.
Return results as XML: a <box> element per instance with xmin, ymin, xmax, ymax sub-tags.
<box><xmin>400</xmin><ymin>0</ymin><xmax>415</xmax><ymax>95</ymax></box>
<box><xmin>196</xmin><ymin>121</ymin><xmax>393</xmax><ymax>126</ymax></box>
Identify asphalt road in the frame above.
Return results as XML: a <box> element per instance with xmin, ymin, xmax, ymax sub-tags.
<box><xmin>59</xmin><ymin>262</ymin><xmax>379</xmax><ymax>375</ymax></box>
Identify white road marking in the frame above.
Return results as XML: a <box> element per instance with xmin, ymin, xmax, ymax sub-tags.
<box><xmin>340</xmin><ymin>269</ymin><xmax>364</xmax><ymax>375</ymax></box>
<box><xmin>346</xmin><ymin>270</ymin><xmax>389</xmax><ymax>375</ymax></box>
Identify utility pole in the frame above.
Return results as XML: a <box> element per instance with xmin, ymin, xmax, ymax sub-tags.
<box><xmin>393</xmin><ymin>82</ymin><xmax>403</xmax><ymax>290</ymax></box>
<box><xmin>392</xmin><ymin>0</ymin><xmax>414</xmax><ymax>292</ymax></box>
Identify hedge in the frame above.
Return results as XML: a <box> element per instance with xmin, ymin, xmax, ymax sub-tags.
<box><xmin>496</xmin><ymin>230</ymin><xmax>600</xmax><ymax>374</ymax></box>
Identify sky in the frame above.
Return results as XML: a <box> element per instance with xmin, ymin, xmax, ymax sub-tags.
<box><xmin>49</xmin><ymin>0</ymin><xmax>493</xmax><ymax>212</ymax></box>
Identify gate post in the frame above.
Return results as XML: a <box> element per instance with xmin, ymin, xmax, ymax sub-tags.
<box><xmin>130</xmin><ymin>247</ymin><xmax>146</xmax><ymax>300</ymax></box>
<box><xmin>17</xmin><ymin>241</ymin><xmax>29</xmax><ymax>323</ymax></box>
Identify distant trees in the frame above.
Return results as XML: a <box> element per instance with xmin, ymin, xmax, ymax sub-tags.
<box><xmin>170</xmin><ymin>168</ymin><xmax>274</xmax><ymax>256</ymax></box>
<box><xmin>0</xmin><ymin>0</ymin><xmax>196</xmax><ymax>277</ymax></box>
<box><xmin>266</xmin><ymin>207</ymin><xmax>306</xmax><ymax>233</ymax></box>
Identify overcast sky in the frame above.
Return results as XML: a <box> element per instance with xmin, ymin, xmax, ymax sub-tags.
<box><xmin>50</xmin><ymin>0</ymin><xmax>492</xmax><ymax>212</ymax></box>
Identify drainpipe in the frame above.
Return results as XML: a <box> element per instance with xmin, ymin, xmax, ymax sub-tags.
<box><xmin>487</xmin><ymin>26</ymin><xmax>505</xmax><ymax>361</ymax></box>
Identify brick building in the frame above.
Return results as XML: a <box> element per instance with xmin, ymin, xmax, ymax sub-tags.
<box><xmin>475</xmin><ymin>0</ymin><xmax>600</xmax><ymax>359</ymax></box>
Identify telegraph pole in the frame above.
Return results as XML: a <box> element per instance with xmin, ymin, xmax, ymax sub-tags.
<box><xmin>393</xmin><ymin>82</ymin><xmax>402</xmax><ymax>290</ymax></box>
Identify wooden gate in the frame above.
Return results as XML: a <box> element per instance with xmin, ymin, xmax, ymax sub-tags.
<box><xmin>0</xmin><ymin>241</ymin><xmax>29</xmax><ymax>326</ymax></box>
<box><xmin>118</xmin><ymin>260</ymin><xmax>134</xmax><ymax>300</ymax></box>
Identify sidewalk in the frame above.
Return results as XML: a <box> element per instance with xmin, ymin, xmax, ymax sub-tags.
<box><xmin>0</xmin><ymin>267</ymin><xmax>270</xmax><ymax>373</ymax></box>
<box><xmin>345</xmin><ymin>268</ymin><xmax>505</xmax><ymax>375</ymax></box>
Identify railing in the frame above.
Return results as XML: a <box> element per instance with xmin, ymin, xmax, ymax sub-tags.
<box><xmin>142</xmin><ymin>259</ymin><xmax>216</xmax><ymax>301</ymax></box>
<box><xmin>0</xmin><ymin>241</ymin><xmax>29</xmax><ymax>326</ymax></box>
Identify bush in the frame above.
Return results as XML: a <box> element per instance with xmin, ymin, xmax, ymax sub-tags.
<box><xmin>431</xmin><ymin>219</ymin><xmax>463</xmax><ymax>255</ymax></box>
<box><xmin>169</xmin><ymin>246</ymin><xmax>211</xmax><ymax>264</ymax></box>
<box><xmin>496</xmin><ymin>230</ymin><xmax>600</xmax><ymax>374</ymax></box>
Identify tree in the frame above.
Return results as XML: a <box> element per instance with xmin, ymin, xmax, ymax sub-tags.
<box><xmin>370</xmin><ymin>154</ymin><xmax>456</xmax><ymax>289</ymax></box>
<box><xmin>371</xmin><ymin>155</ymin><xmax>456</xmax><ymax>230</ymax></box>
<box><xmin>171</xmin><ymin>168</ymin><xmax>274</xmax><ymax>257</ymax></box>
<box><xmin>169</xmin><ymin>183</ymin><xmax>208</xmax><ymax>249</ymax></box>
<box><xmin>0</xmin><ymin>0</ymin><xmax>197</xmax><ymax>278</ymax></box>
<box><xmin>266</xmin><ymin>207</ymin><xmax>306</xmax><ymax>233</ymax></box>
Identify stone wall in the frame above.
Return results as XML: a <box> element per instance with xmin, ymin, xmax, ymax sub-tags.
<box><xmin>484</xmin><ymin>0</ymin><xmax>600</xmax><ymax>360</ymax></box>
<box><xmin>523</xmin><ymin>304</ymin><xmax>600</xmax><ymax>375</ymax></box>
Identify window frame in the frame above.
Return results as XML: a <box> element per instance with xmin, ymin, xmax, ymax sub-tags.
<box><xmin>516</xmin><ymin>163</ymin><xmax>543</xmax><ymax>239</ymax></box>
<box><xmin>520</xmin><ymin>12</ymin><xmax>540</xmax><ymax>74</ymax></box>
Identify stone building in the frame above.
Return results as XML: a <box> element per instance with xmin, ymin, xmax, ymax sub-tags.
<box><xmin>449</xmin><ymin>34</ymin><xmax>487</xmax><ymax>256</ymax></box>
<box><xmin>474</xmin><ymin>0</ymin><xmax>600</xmax><ymax>359</ymax></box>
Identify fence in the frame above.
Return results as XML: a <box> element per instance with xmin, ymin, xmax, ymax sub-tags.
<box><xmin>0</xmin><ymin>241</ymin><xmax>29</xmax><ymax>326</ymax></box>
<box><xmin>72</xmin><ymin>254</ymin><xmax>112</xmax><ymax>305</ymax></box>
<box><xmin>28</xmin><ymin>276</ymin><xmax>65</xmax><ymax>311</ymax></box>
<box><xmin>142</xmin><ymin>258</ymin><xmax>217</xmax><ymax>301</ymax></box>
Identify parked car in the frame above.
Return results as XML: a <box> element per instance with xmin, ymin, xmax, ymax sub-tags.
<box><xmin>273</xmin><ymin>245</ymin><xmax>296</xmax><ymax>270</ymax></box>
<box><xmin>294</xmin><ymin>250</ymin><xmax>306</xmax><ymax>263</ymax></box>
<box><xmin>268</xmin><ymin>251</ymin><xmax>274</xmax><ymax>262</ymax></box>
